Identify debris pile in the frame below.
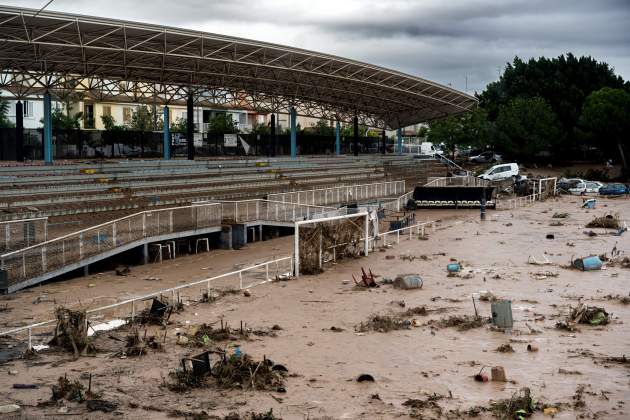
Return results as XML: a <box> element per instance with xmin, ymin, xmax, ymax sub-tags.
<box><xmin>298</xmin><ymin>217</ymin><xmax>364</xmax><ymax>274</ymax></box>
<box><xmin>49</xmin><ymin>308</ymin><xmax>94</xmax><ymax>358</ymax></box>
<box><xmin>428</xmin><ymin>315</ymin><xmax>488</xmax><ymax>331</ymax></box>
<box><xmin>213</xmin><ymin>354</ymin><xmax>287</xmax><ymax>391</ymax></box>
<box><xmin>135</xmin><ymin>297</ymin><xmax>174</xmax><ymax>325</ymax></box>
<box><xmin>569</xmin><ymin>303</ymin><xmax>610</xmax><ymax>326</ymax></box>
<box><xmin>403</xmin><ymin>394</ymin><xmax>445</xmax><ymax>417</ymax></box>
<box><xmin>490</xmin><ymin>387</ymin><xmax>535</xmax><ymax>419</ymax></box>
<box><xmin>120</xmin><ymin>328</ymin><xmax>162</xmax><ymax>356</ymax></box>
<box><xmin>51</xmin><ymin>375</ymin><xmax>86</xmax><ymax>402</ymax></box>
<box><xmin>352</xmin><ymin>267</ymin><xmax>379</xmax><ymax>288</ymax></box>
<box><xmin>585</xmin><ymin>214</ymin><xmax>620</xmax><ymax>229</ymax></box>
<box><xmin>355</xmin><ymin>314</ymin><xmax>410</xmax><ymax>332</ymax></box>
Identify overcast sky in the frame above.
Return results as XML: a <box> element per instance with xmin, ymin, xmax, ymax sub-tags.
<box><xmin>6</xmin><ymin>0</ymin><xmax>630</xmax><ymax>94</ymax></box>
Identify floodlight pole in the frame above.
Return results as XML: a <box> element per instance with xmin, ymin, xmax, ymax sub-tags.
<box><xmin>163</xmin><ymin>105</ymin><xmax>170</xmax><ymax>160</ymax></box>
<box><xmin>353</xmin><ymin>115</ymin><xmax>359</xmax><ymax>156</ymax></box>
<box><xmin>43</xmin><ymin>92</ymin><xmax>53</xmax><ymax>165</ymax></box>
<box><xmin>293</xmin><ymin>222</ymin><xmax>299</xmax><ymax>278</ymax></box>
<box><xmin>335</xmin><ymin>120</ymin><xmax>341</xmax><ymax>156</ymax></box>
<box><xmin>290</xmin><ymin>107</ymin><xmax>297</xmax><ymax>159</ymax></box>
<box><xmin>186</xmin><ymin>93</ymin><xmax>194</xmax><ymax>160</ymax></box>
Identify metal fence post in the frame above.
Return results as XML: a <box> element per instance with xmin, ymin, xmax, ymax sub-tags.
<box><xmin>142</xmin><ymin>213</ymin><xmax>146</xmax><ymax>237</ymax></box>
<box><xmin>239</xmin><ymin>271</ymin><xmax>243</xmax><ymax>289</ymax></box>
<box><xmin>112</xmin><ymin>223</ymin><xmax>117</xmax><ymax>247</ymax></box>
<box><xmin>363</xmin><ymin>215</ymin><xmax>369</xmax><ymax>256</ymax></box>
<box><xmin>79</xmin><ymin>232</ymin><xmax>84</xmax><ymax>259</ymax></box>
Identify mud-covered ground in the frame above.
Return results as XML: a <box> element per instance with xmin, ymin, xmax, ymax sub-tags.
<box><xmin>1</xmin><ymin>195</ymin><xmax>629</xmax><ymax>419</ymax></box>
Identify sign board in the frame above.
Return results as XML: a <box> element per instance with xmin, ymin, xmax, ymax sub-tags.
<box><xmin>224</xmin><ymin>134</ymin><xmax>238</xmax><ymax>147</ymax></box>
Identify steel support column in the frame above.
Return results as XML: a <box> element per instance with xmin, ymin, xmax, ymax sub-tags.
<box><xmin>15</xmin><ymin>101</ymin><xmax>23</xmax><ymax>162</ymax></box>
<box><xmin>270</xmin><ymin>113</ymin><xmax>276</xmax><ymax>157</ymax></box>
<box><xmin>397</xmin><ymin>128</ymin><xmax>402</xmax><ymax>154</ymax></box>
<box><xmin>353</xmin><ymin>116</ymin><xmax>359</xmax><ymax>157</ymax></box>
<box><xmin>163</xmin><ymin>105</ymin><xmax>170</xmax><ymax>160</ymax></box>
<box><xmin>43</xmin><ymin>93</ymin><xmax>53</xmax><ymax>165</ymax></box>
<box><xmin>290</xmin><ymin>107</ymin><xmax>297</xmax><ymax>159</ymax></box>
<box><xmin>381</xmin><ymin>129</ymin><xmax>386</xmax><ymax>155</ymax></box>
<box><xmin>335</xmin><ymin>120</ymin><xmax>341</xmax><ymax>156</ymax></box>
<box><xmin>186</xmin><ymin>94</ymin><xmax>194</xmax><ymax>160</ymax></box>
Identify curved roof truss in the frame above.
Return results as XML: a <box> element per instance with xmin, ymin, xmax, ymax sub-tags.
<box><xmin>0</xmin><ymin>6</ymin><xmax>477</xmax><ymax>128</ymax></box>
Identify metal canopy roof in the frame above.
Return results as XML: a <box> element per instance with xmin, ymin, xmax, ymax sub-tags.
<box><xmin>0</xmin><ymin>5</ymin><xmax>477</xmax><ymax>129</ymax></box>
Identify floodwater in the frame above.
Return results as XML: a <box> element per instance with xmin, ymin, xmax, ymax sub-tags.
<box><xmin>0</xmin><ymin>196</ymin><xmax>629</xmax><ymax>419</ymax></box>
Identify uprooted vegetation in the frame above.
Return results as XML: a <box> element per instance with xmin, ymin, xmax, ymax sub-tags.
<box><xmin>489</xmin><ymin>387</ymin><xmax>536</xmax><ymax>419</ymax></box>
<box><xmin>184</xmin><ymin>321</ymin><xmax>280</xmax><ymax>346</ymax></box>
<box><xmin>117</xmin><ymin>328</ymin><xmax>163</xmax><ymax>357</ymax></box>
<box><xmin>403</xmin><ymin>393</ymin><xmax>445</xmax><ymax>417</ymax></box>
<box><xmin>585</xmin><ymin>214</ymin><xmax>621</xmax><ymax>229</ymax></box>
<box><xmin>556</xmin><ymin>303</ymin><xmax>610</xmax><ymax>331</ymax></box>
<box><xmin>167</xmin><ymin>352</ymin><xmax>287</xmax><ymax>393</ymax></box>
<box><xmin>426</xmin><ymin>315</ymin><xmax>488</xmax><ymax>331</ymax></box>
<box><xmin>49</xmin><ymin>307</ymin><xmax>95</xmax><ymax>358</ymax></box>
<box><xmin>356</xmin><ymin>306</ymin><xmax>449</xmax><ymax>332</ymax></box>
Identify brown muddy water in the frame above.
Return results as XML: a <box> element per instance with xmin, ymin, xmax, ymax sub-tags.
<box><xmin>0</xmin><ymin>195</ymin><xmax>629</xmax><ymax>419</ymax></box>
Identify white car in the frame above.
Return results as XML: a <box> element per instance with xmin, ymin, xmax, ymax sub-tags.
<box><xmin>569</xmin><ymin>180</ymin><xmax>604</xmax><ymax>195</ymax></box>
<box><xmin>478</xmin><ymin>163</ymin><xmax>519</xmax><ymax>181</ymax></box>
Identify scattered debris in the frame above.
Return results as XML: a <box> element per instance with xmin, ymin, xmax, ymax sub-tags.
<box><xmin>51</xmin><ymin>375</ymin><xmax>87</xmax><ymax>402</ymax></box>
<box><xmin>602</xmin><ymin>294</ymin><xmax>630</xmax><ymax>305</ymax></box>
<box><xmin>49</xmin><ymin>308</ymin><xmax>94</xmax><ymax>358</ymax></box>
<box><xmin>490</xmin><ymin>387</ymin><xmax>535</xmax><ymax>419</ymax></box>
<box><xmin>87</xmin><ymin>399</ymin><xmax>119</xmax><ymax>413</ymax></box>
<box><xmin>393</xmin><ymin>274</ymin><xmax>423</xmax><ymax>289</ymax></box>
<box><xmin>585</xmin><ymin>214</ymin><xmax>620</xmax><ymax>229</ymax></box>
<box><xmin>495</xmin><ymin>344</ymin><xmax>515</xmax><ymax>353</ymax></box>
<box><xmin>572</xmin><ymin>255</ymin><xmax>602</xmax><ymax>271</ymax></box>
<box><xmin>569</xmin><ymin>303</ymin><xmax>609</xmax><ymax>326</ymax></box>
<box><xmin>546</xmin><ymin>234</ymin><xmax>555</xmax><ymax>239</ymax></box>
<box><xmin>478</xmin><ymin>291</ymin><xmax>500</xmax><ymax>302</ymax></box>
<box><xmin>428</xmin><ymin>315</ymin><xmax>488</xmax><ymax>331</ymax></box>
<box><xmin>115</xmin><ymin>266</ymin><xmax>131</xmax><ymax>276</ymax></box>
<box><xmin>527</xmin><ymin>344</ymin><xmax>539</xmax><ymax>352</ymax></box>
<box><xmin>357</xmin><ymin>374</ymin><xmax>375</xmax><ymax>382</ymax></box>
<box><xmin>135</xmin><ymin>297</ymin><xmax>174</xmax><ymax>325</ymax></box>
<box><xmin>491</xmin><ymin>366</ymin><xmax>507</xmax><ymax>382</ymax></box>
<box><xmin>583</xmin><ymin>230</ymin><xmax>598</xmax><ymax>237</ymax></box>
<box><xmin>0</xmin><ymin>404</ymin><xmax>20</xmax><ymax>414</ymax></box>
<box><xmin>447</xmin><ymin>262</ymin><xmax>461</xmax><ymax>273</ymax></box>
<box><xmin>528</xmin><ymin>255</ymin><xmax>552</xmax><ymax>265</ymax></box>
<box><xmin>355</xmin><ymin>314</ymin><xmax>410</xmax><ymax>333</ymax></box>
<box><xmin>558</xmin><ymin>368</ymin><xmax>582</xmax><ymax>375</ymax></box>
<box><xmin>552</xmin><ymin>212</ymin><xmax>569</xmax><ymax>219</ymax></box>
<box><xmin>352</xmin><ymin>267</ymin><xmax>379</xmax><ymax>288</ymax></box>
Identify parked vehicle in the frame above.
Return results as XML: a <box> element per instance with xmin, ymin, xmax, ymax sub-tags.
<box><xmin>557</xmin><ymin>178</ymin><xmax>583</xmax><ymax>192</ymax></box>
<box><xmin>568</xmin><ymin>180</ymin><xmax>604</xmax><ymax>195</ymax></box>
<box><xmin>478</xmin><ymin>163</ymin><xmax>519</xmax><ymax>181</ymax></box>
<box><xmin>418</xmin><ymin>142</ymin><xmax>443</xmax><ymax>155</ymax></box>
<box><xmin>599</xmin><ymin>183</ymin><xmax>629</xmax><ymax>196</ymax></box>
<box><xmin>469</xmin><ymin>151</ymin><xmax>502</xmax><ymax>163</ymax></box>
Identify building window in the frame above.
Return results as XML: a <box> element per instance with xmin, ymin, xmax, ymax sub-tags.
<box><xmin>84</xmin><ymin>103</ymin><xmax>95</xmax><ymax>129</ymax></box>
<box><xmin>123</xmin><ymin>107</ymin><xmax>133</xmax><ymax>124</ymax></box>
<box><xmin>22</xmin><ymin>100</ymin><xmax>33</xmax><ymax>117</ymax></box>
<box><xmin>102</xmin><ymin>105</ymin><xmax>111</xmax><ymax>117</ymax></box>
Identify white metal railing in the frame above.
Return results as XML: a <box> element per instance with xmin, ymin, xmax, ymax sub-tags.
<box><xmin>0</xmin><ymin>203</ymin><xmax>222</xmax><ymax>288</ymax></box>
<box><xmin>425</xmin><ymin>175</ymin><xmax>490</xmax><ymax>187</ymax></box>
<box><xmin>0</xmin><ymin>217</ymin><xmax>48</xmax><ymax>253</ymax></box>
<box><xmin>495</xmin><ymin>177</ymin><xmax>557</xmax><ymax>210</ymax></box>
<box><xmin>268</xmin><ymin>180</ymin><xmax>405</xmax><ymax>207</ymax></box>
<box><xmin>0</xmin><ymin>256</ymin><xmax>293</xmax><ymax>350</ymax></box>
<box><xmin>214</xmin><ymin>199</ymin><xmax>346</xmax><ymax>223</ymax></box>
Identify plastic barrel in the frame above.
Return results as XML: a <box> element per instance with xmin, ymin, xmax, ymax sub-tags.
<box><xmin>447</xmin><ymin>263</ymin><xmax>461</xmax><ymax>273</ymax></box>
<box><xmin>573</xmin><ymin>255</ymin><xmax>602</xmax><ymax>271</ymax></box>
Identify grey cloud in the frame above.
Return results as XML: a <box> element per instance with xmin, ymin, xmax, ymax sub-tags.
<box><xmin>5</xmin><ymin>0</ymin><xmax>629</xmax><ymax>94</ymax></box>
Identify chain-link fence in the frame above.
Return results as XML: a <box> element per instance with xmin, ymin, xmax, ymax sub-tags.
<box><xmin>0</xmin><ymin>217</ymin><xmax>47</xmax><ymax>253</ymax></box>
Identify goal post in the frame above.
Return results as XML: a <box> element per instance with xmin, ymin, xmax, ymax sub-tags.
<box><xmin>293</xmin><ymin>212</ymin><xmax>369</xmax><ymax>278</ymax></box>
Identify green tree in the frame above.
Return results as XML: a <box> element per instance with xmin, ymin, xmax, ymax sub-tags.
<box><xmin>580</xmin><ymin>87</ymin><xmax>630</xmax><ymax>169</ymax></box>
<box><xmin>494</xmin><ymin>97</ymin><xmax>562</xmax><ymax>159</ymax></box>
<box><xmin>45</xmin><ymin>107</ymin><xmax>83</xmax><ymax>130</ymax></box>
<box><xmin>207</xmin><ymin>113</ymin><xmax>238</xmax><ymax>134</ymax></box>
<box><xmin>101</xmin><ymin>114</ymin><xmax>125</xmax><ymax>131</ymax></box>
<box><xmin>170</xmin><ymin>117</ymin><xmax>187</xmax><ymax>133</ymax></box>
<box><xmin>311</xmin><ymin>119</ymin><xmax>334</xmax><ymax>136</ymax></box>
<box><xmin>128</xmin><ymin>105</ymin><xmax>159</xmax><ymax>131</ymax></box>
<box><xmin>478</xmin><ymin>53</ymin><xmax>627</xmax><ymax>154</ymax></box>
<box><xmin>417</xmin><ymin>126</ymin><xmax>428</xmax><ymax>138</ymax></box>
<box><xmin>428</xmin><ymin>115</ymin><xmax>464</xmax><ymax>159</ymax></box>
<box><xmin>0</xmin><ymin>98</ymin><xmax>14</xmax><ymax>128</ymax></box>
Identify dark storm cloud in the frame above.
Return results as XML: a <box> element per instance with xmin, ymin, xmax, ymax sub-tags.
<box><xmin>6</xmin><ymin>0</ymin><xmax>630</xmax><ymax>93</ymax></box>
